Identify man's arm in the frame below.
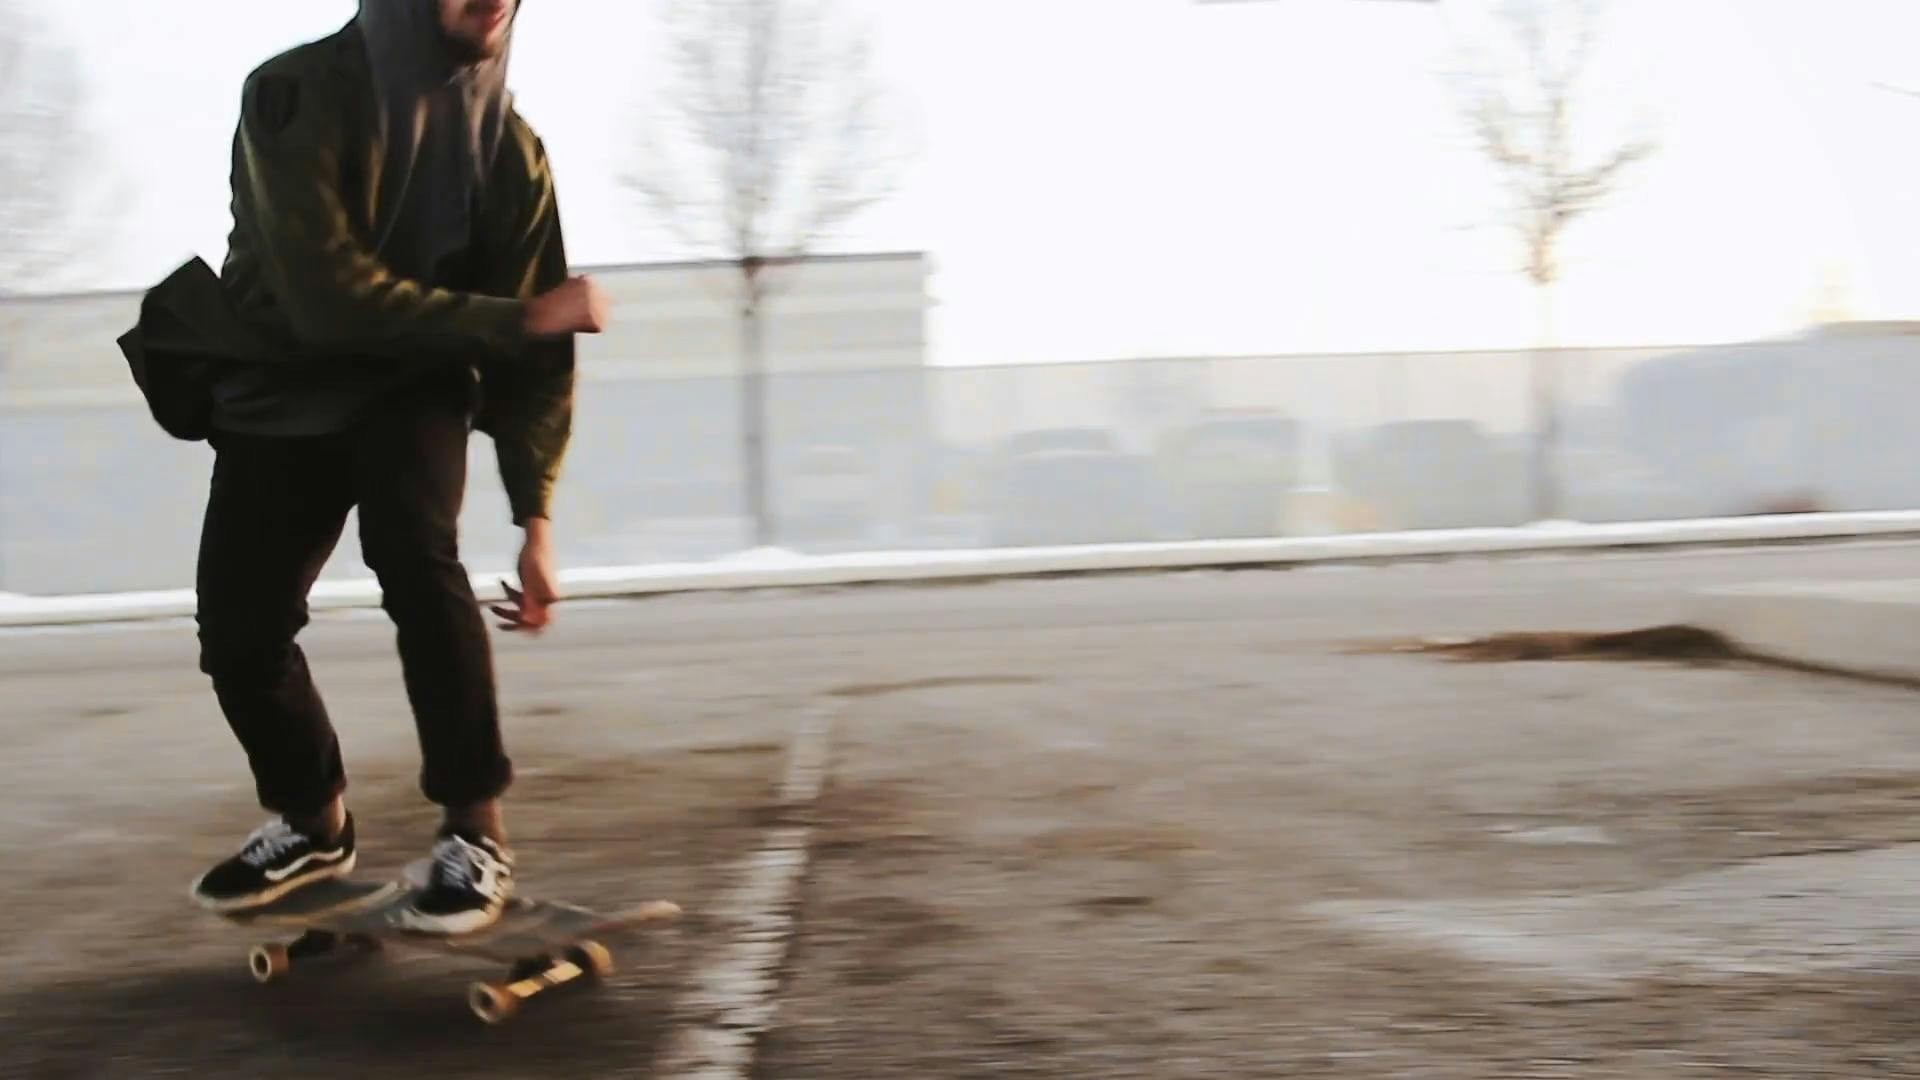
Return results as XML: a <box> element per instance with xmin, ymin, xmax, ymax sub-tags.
<box><xmin>231</xmin><ymin>64</ymin><xmax>529</xmax><ymax>359</ymax></box>
<box><xmin>476</xmin><ymin>130</ymin><xmax>579</xmax><ymax>528</ymax></box>
<box><xmin>478</xmin><ymin>129</ymin><xmax>594</xmax><ymax>635</ymax></box>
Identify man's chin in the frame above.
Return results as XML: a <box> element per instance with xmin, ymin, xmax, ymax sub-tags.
<box><xmin>442</xmin><ymin>32</ymin><xmax>506</xmax><ymax>65</ymax></box>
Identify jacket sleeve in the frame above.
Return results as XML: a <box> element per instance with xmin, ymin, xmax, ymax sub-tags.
<box><xmin>475</xmin><ymin>132</ymin><xmax>576</xmax><ymax>526</ymax></box>
<box><xmin>231</xmin><ymin>65</ymin><xmax>529</xmax><ymax>359</ymax></box>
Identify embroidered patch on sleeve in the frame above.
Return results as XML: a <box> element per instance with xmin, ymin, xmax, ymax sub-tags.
<box><xmin>251</xmin><ymin>75</ymin><xmax>300</xmax><ymax>135</ymax></box>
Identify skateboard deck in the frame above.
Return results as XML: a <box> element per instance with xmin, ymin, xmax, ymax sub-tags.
<box><xmin>216</xmin><ymin>877</ymin><xmax>681</xmax><ymax>1024</ymax></box>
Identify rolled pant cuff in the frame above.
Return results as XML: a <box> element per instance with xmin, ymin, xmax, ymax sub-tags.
<box><xmin>421</xmin><ymin>759</ymin><xmax>513</xmax><ymax>808</ymax></box>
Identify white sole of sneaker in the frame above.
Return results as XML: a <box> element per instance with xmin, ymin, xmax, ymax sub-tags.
<box><xmin>189</xmin><ymin>850</ymin><xmax>358</xmax><ymax>914</ymax></box>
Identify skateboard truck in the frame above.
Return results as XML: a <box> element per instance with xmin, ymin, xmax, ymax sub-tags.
<box><xmin>248</xmin><ymin>929</ymin><xmax>383</xmax><ymax>983</ymax></box>
<box><xmin>466</xmin><ymin>941</ymin><xmax>616</xmax><ymax>1025</ymax></box>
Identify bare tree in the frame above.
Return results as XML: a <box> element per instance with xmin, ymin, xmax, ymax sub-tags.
<box><xmin>0</xmin><ymin>0</ymin><xmax>96</xmax><ymax>297</ymax></box>
<box><xmin>624</xmin><ymin>0</ymin><xmax>910</xmax><ymax>549</ymax></box>
<box><xmin>1447</xmin><ymin>0</ymin><xmax>1656</xmax><ymax>521</ymax></box>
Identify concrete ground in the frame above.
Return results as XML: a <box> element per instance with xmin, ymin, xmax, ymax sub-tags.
<box><xmin>8</xmin><ymin>540</ymin><xmax>1920</xmax><ymax>1076</ymax></box>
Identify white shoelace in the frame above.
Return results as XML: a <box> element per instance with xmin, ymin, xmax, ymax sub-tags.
<box><xmin>433</xmin><ymin>836</ymin><xmax>476</xmax><ymax>882</ymax></box>
<box><xmin>432</xmin><ymin>836</ymin><xmax>509</xmax><ymax>900</ymax></box>
<box><xmin>239</xmin><ymin>820</ymin><xmax>305</xmax><ymax>868</ymax></box>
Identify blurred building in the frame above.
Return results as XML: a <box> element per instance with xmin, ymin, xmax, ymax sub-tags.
<box><xmin>0</xmin><ymin>251</ymin><xmax>930</xmax><ymax>405</ymax></box>
<box><xmin>528</xmin><ymin>252</ymin><xmax>935</xmax><ymax>562</ymax></box>
<box><xmin>0</xmin><ymin>252</ymin><xmax>933</xmax><ymax>593</ymax></box>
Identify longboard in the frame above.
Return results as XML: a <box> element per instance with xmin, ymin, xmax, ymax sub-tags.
<box><xmin>216</xmin><ymin>877</ymin><xmax>681</xmax><ymax>1024</ymax></box>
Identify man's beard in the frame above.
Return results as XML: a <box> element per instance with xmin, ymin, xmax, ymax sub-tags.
<box><xmin>437</xmin><ymin>22</ymin><xmax>505</xmax><ymax>65</ymax></box>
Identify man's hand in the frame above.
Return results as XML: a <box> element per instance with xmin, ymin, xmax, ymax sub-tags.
<box><xmin>492</xmin><ymin>518</ymin><xmax>559</xmax><ymax>634</ymax></box>
<box><xmin>523</xmin><ymin>275</ymin><xmax>608</xmax><ymax>339</ymax></box>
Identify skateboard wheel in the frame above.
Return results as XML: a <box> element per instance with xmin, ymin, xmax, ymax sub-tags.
<box><xmin>568</xmin><ymin>941</ymin><xmax>615</xmax><ymax>980</ymax></box>
<box><xmin>469</xmin><ymin>982</ymin><xmax>519</xmax><ymax>1025</ymax></box>
<box><xmin>249</xmin><ymin>944</ymin><xmax>291</xmax><ymax>984</ymax></box>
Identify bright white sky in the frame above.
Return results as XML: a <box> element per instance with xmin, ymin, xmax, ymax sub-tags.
<box><xmin>26</xmin><ymin>0</ymin><xmax>1920</xmax><ymax>364</ymax></box>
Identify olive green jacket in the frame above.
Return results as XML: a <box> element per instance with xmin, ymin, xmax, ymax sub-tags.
<box><xmin>118</xmin><ymin>21</ymin><xmax>574</xmax><ymax>525</ymax></box>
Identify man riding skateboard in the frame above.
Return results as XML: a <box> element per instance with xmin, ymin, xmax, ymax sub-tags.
<box><xmin>120</xmin><ymin>0</ymin><xmax>604</xmax><ymax>933</ymax></box>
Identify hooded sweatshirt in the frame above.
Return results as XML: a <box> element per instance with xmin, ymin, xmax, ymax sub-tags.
<box><xmin>164</xmin><ymin>0</ymin><xmax>575</xmax><ymax>522</ymax></box>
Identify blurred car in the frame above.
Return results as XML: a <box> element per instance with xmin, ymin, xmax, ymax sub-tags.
<box><xmin>985</xmin><ymin>427</ymin><xmax>1153</xmax><ymax>547</ymax></box>
<box><xmin>773</xmin><ymin>444</ymin><xmax>881</xmax><ymax>548</ymax></box>
<box><xmin>1334</xmin><ymin>419</ymin><xmax>1529</xmax><ymax>530</ymax></box>
<box><xmin>1610</xmin><ymin>327</ymin><xmax>1920</xmax><ymax>516</ymax></box>
<box><xmin>1152</xmin><ymin>412</ymin><xmax>1302</xmax><ymax>539</ymax></box>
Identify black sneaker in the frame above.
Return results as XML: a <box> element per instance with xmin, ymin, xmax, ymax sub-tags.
<box><xmin>400</xmin><ymin>831</ymin><xmax>514</xmax><ymax>934</ymax></box>
<box><xmin>190</xmin><ymin>814</ymin><xmax>356</xmax><ymax>912</ymax></box>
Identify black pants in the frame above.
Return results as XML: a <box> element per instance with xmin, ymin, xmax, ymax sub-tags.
<box><xmin>195</xmin><ymin>374</ymin><xmax>511</xmax><ymax>817</ymax></box>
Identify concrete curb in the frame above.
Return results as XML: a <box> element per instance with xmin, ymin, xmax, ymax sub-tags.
<box><xmin>8</xmin><ymin>509</ymin><xmax>1920</xmax><ymax>629</ymax></box>
<box><xmin>1692</xmin><ymin>578</ymin><xmax>1920</xmax><ymax>684</ymax></box>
